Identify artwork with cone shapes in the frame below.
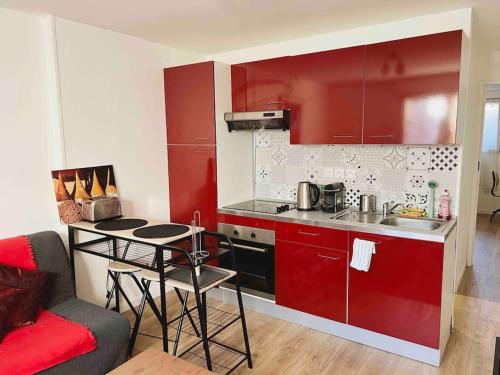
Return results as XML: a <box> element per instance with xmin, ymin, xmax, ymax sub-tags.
<box><xmin>50</xmin><ymin>165</ymin><xmax>118</xmax><ymax>224</ymax></box>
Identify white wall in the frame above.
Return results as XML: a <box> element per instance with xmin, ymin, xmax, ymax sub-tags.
<box><xmin>0</xmin><ymin>8</ymin><xmax>60</xmax><ymax>237</ymax></box>
<box><xmin>53</xmin><ymin>17</ymin><xmax>203</xmax><ymax>305</ymax></box>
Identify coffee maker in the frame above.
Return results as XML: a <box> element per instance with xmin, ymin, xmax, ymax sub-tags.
<box><xmin>321</xmin><ymin>183</ymin><xmax>346</xmax><ymax>213</ymax></box>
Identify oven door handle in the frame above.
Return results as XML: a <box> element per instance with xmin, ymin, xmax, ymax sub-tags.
<box><xmin>220</xmin><ymin>241</ymin><xmax>268</xmax><ymax>254</ymax></box>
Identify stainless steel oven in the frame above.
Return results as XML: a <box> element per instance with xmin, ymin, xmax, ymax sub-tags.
<box><xmin>218</xmin><ymin>222</ymin><xmax>275</xmax><ymax>301</ymax></box>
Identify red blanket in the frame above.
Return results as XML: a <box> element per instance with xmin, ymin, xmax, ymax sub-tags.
<box><xmin>0</xmin><ymin>310</ymin><xmax>96</xmax><ymax>374</ymax></box>
<box><xmin>0</xmin><ymin>235</ymin><xmax>97</xmax><ymax>374</ymax></box>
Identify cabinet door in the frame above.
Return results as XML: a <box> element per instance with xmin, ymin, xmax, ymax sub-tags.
<box><xmin>231</xmin><ymin>57</ymin><xmax>290</xmax><ymax>111</ymax></box>
<box><xmin>364</xmin><ymin>31</ymin><xmax>462</xmax><ymax>144</ymax></box>
<box><xmin>164</xmin><ymin>62</ymin><xmax>215</xmax><ymax>145</ymax></box>
<box><xmin>167</xmin><ymin>145</ymin><xmax>217</xmax><ymax>231</ymax></box>
<box><xmin>289</xmin><ymin>47</ymin><xmax>364</xmax><ymax>144</ymax></box>
<box><xmin>276</xmin><ymin>240</ymin><xmax>347</xmax><ymax>322</ymax></box>
<box><xmin>348</xmin><ymin>232</ymin><xmax>443</xmax><ymax>348</ymax></box>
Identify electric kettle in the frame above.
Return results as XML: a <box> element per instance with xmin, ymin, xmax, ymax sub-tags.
<box><xmin>296</xmin><ymin>182</ymin><xmax>320</xmax><ymax>211</ymax></box>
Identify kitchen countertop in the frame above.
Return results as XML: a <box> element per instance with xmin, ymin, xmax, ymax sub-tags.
<box><xmin>218</xmin><ymin>207</ymin><xmax>456</xmax><ymax>243</ymax></box>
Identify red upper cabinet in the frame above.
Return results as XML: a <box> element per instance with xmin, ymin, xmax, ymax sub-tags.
<box><xmin>289</xmin><ymin>47</ymin><xmax>365</xmax><ymax>144</ymax></box>
<box><xmin>348</xmin><ymin>232</ymin><xmax>444</xmax><ymax>348</ymax></box>
<box><xmin>167</xmin><ymin>145</ymin><xmax>217</xmax><ymax>230</ymax></box>
<box><xmin>231</xmin><ymin>57</ymin><xmax>291</xmax><ymax>112</ymax></box>
<box><xmin>364</xmin><ymin>31</ymin><xmax>462</xmax><ymax>144</ymax></box>
<box><xmin>164</xmin><ymin>61</ymin><xmax>216</xmax><ymax>145</ymax></box>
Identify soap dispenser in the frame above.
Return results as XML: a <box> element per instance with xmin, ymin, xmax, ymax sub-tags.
<box><xmin>438</xmin><ymin>189</ymin><xmax>452</xmax><ymax>220</ymax></box>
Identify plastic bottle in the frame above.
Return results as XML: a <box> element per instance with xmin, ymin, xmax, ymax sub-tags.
<box><xmin>438</xmin><ymin>189</ymin><xmax>452</xmax><ymax>220</ymax></box>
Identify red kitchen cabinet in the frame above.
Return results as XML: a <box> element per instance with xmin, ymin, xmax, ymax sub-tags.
<box><xmin>348</xmin><ymin>232</ymin><xmax>444</xmax><ymax>348</ymax></box>
<box><xmin>231</xmin><ymin>57</ymin><xmax>291</xmax><ymax>111</ymax></box>
<box><xmin>164</xmin><ymin>61</ymin><xmax>216</xmax><ymax>145</ymax></box>
<box><xmin>364</xmin><ymin>31</ymin><xmax>462</xmax><ymax>144</ymax></box>
<box><xmin>167</xmin><ymin>145</ymin><xmax>217</xmax><ymax>230</ymax></box>
<box><xmin>276</xmin><ymin>240</ymin><xmax>347</xmax><ymax>322</ymax></box>
<box><xmin>289</xmin><ymin>47</ymin><xmax>364</xmax><ymax>144</ymax></box>
<box><xmin>275</xmin><ymin>222</ymin><xmax>348</xmax><ymax>250</ymax></box>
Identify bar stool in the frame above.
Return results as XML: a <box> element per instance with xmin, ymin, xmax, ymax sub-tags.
<box><xmin>128</xmin><ymin>231</ymin><xmax>253</xmax><ymax>373</ymax></box>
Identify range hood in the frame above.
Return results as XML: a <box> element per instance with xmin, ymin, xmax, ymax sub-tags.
<box><xmin>224</xmin><ymin>110</ymin><xmax>290</xmax><ymax>132</ymax></box>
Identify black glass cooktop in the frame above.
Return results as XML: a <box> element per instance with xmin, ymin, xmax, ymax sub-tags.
<box><xmin>224</xmin><ymin>200</ymin><xmax>295</xmax><ymax>214</ymax></box>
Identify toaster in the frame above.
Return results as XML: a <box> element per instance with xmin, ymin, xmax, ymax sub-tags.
<box><xmin>81</xmin><ymin>197</ymin><xmax>122</xmax><ymax>223</ymax></box>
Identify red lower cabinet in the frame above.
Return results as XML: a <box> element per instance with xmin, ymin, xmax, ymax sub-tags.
<box><xmin>276</xmin><ymin>240</ymin><xmax>347</xmax><ymax>323</ymax></box>
<box><xmin>348</xmin><ymin>232</ymin><xmax>444</xmax><ymax>348</ymax></box>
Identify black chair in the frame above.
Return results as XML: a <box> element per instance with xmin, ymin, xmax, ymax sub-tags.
<box><xmin>490</xmin><ymin>171</ymin><xmax>500</xmax><ymax>222</ymax></box>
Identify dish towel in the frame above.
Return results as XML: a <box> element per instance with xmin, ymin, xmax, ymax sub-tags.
<box><xmin>350</xmin><ymin>238</ymin><xmax>376</xmax><ymax>272</ymax></box>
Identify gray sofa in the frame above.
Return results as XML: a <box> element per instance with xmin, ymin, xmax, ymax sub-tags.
<box><xmin>29</xmin><ymin>231</ymin><xmax>130</xmax><ymax>374</ymax></box>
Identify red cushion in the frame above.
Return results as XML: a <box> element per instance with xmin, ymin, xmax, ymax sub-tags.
<box><xmin>0</xmin><ymin>236</ymin><xmax>37</xmax><ymax>271</ymax></box>
<box><xmin>0</xmin><ymin>285</ymin><xmax>24</xmax><ymax>341</ymax></box>
<box><xmin>0</xmin><ymin>310</ymin><xmax>97</xmax><ymax>374</ymax></box>
<box><xmin>0</xmin><ymin>264</ymin><xmax>48</xmax><ymax>328</ymax></box>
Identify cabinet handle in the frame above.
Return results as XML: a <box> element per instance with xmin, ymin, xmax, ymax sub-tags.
<box><xmin>298</xmin><ymin>230</ymin><xmax>320</xmax><ymax>236</ymax></box>
<box><xmin>194</xmin><ymin>137</ymin><xmax>209</xmax><ymax>140</ymax></box>
<box><xmin>332</xmin><ymin>135</ymin><xmax>354</xmax><ymax>138</ymax></box>
<box><xmin>369</xmin><ymin>135</ymin><xmax>394</xmax><ymax>138</ymax></box>
<box><xmin>318</xmin><ymin>254</ymin><xmax>341</xmax><ymax>261</ymax></box>
<box><xmin>194</xmin><ymin>150</ymin><xmax>212</xmax><ymax>153</ymax></box>
<box><xmin>266</xmin><ymin>101</ymin><xmax>284</xmax><ymax>105</ymax></box>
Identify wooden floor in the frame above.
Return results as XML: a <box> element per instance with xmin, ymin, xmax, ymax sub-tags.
<box><xmin>125</xmin><ymin>215</ymin><xmax>500</xmax><ymax>374</ymax></box>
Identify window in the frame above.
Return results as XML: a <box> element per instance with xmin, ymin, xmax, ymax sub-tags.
<box><xmin>482</xmin><ymin>100</ymin><xmax>500</xmax><ymax>151</ymax></box>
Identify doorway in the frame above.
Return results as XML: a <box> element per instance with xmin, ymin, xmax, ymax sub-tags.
<box><xmin>477</xmin><ymin>84</ymin><xmax>500</xmax><ymax>218</ymax></box>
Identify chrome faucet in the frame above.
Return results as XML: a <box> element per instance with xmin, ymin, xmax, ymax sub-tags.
<box><xmin>382</xmin><ymin>202</ymin><xmax>401</xmax><ymax>218</ymax></box>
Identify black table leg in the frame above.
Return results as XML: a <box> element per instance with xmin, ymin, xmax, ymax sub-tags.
<box><xmin>68</xmin><ymin>227</ymin><xmax>77</xmax><ymax>297</ymax></box>
<box><xmin>112</xmin><ymin>238</ymin><xmax>120</xmax><ymax>312</ymax></box>
<box><xmin>157</xmin><ymin>247</ymin><xmax>169</xmax><ymax>353</ymax></box>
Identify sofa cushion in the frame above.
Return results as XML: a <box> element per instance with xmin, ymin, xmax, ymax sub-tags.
<box><xmin>0</xmin><ymin>264</ymin><xmax>48</xmax><ymax>327</ymax></box>
<box><xmin>0</xmin><ymin>284</ymin><xmax>23</xmax><ymax>341</ymax></box>
<box><xmin>0</xmin><ymin>235</ymin><xmax>37</xmax><ymax>271</ymax></box>
<box><xmin>0</xmin><ymin>309</ymin><xmax>96</xmax><ymax>374</ymax></box>
<box><xmin>28</xmin><ymin>232</ymin><xmax>75</xmax><ymax>308</ymax></box>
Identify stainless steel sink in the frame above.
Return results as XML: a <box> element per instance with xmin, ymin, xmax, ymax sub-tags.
<box><xmin>378</xmin><ymin>217</ymin><xmax>444</xmax><ymax>231</ymax></box>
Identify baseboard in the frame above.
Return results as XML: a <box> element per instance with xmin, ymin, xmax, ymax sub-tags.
<box><xmin>208</xmin><ymin>288</ymin><xmax>442</xmax><ymax>367</ymax></box>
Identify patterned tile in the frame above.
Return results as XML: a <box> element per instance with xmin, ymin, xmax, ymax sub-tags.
<box><xmin>269</xmin><ymin>131</ymin><xmax>287</xmax><ymax>147</ymax></box>
<box><xmin>406</xmin><ymin>147</ymin><xmax>431</xmax><ymax>170</ymax></box>
<box><xmin>380</xmin><ymin>191</ymin><xmax>405</xmax><ymax>208</ymax></box>
<box><xmin>358</xmin><ymin>169</ymin><xmax>382</xmax><ymax>191</ymax></box>
<box><xmin>271</xmin><ymin>147</ymin><xmax>287</xmax><ymax>166</ymax></box>
<box><xmin>255</xmin><ymin>132</ymin><xmax>271</xmax><ymax>148</ymax></box>
<box><xmin>303</xmin><ymin>167</ymin><xmax>322</xmax><ymax>183</ymax></box>
<box><xmin>255</xmin><ymin>148</ymin><xmax>273</xmax><ymax>166</ymax></box>
<box><xmin>341</xmin><ymin>146</ymin><xmax>361</xmax><ymax>168</ymax></box>
<box><xmin>255</xmin><ymin>184</ymin><xmax>272</xmax><ymax>199</ymax></box>
<box><xmin>285</xmin><ymin>185</ymin><xmax>298</xmax><ymax>202</ymax></box>
<box><xmin>304</xmin><ymin>147</ymin><xmax>323</xmax><ymax>166</ymax></box>
<box><xmin>404</xmin><ymin>192</ymin><xmax>429</xmax><ymax>210</ymax></box>
<box><xmin>322</xmin><ymin>145</ymin><xmax>342</xmax><ymax>167</ymax></box>
<box><xmin>334</xmin><ymin>168</ymin><xmax>345</xmax><ymax>179</ymax></box>
<box><xmin>431</xmin><ymin>145</ymin><xmax>460</xmax><ymax>172</ymax></box>
<box><xmin>360</xmin><ymin>145</ymin><xmax>384</xmax><ymax>169</ymax></box>
<box><xmin>404</xmin><ymin>171</ymin><xmax>430</xmax><ymax>192</ymax></box>
<box><xmin>383</xmin><ymin>145</ymin><xmax>406</xmax><ymax>170</ymax></box>
<box><xmin>272</xmin><ymin>184</ymin><xmax>290</xmax><ymax>200</ymax></box>
<box><xmin>270</xmin><ymin>166</ymin><xmax>287</xmax><ymax>184</ymax></box>
<box><xmin>286</xmin><ymin>147</ymin><xmax>305</xmax><ymax>166</ymax></box>
<box><xmin>285</xmin><ymin>166</ymin><xmax>304</xmax><ymax>185</ymax></box>
<box><xmin>256</xmin><ymin>165</ymin><xmax>271</xmax><ymax>184</ymax></box>
<box><xmin>323</xmin><ymin>167</ymin><xmax>334</xmax><ymax>179</ymax></box>
<box><xmin>381</xmin><ymin>170</ymin><xmax>406</xmax><ymax>191</ymax></box>
<box><xmin>346</xmin><ymin>188</ymin><xmax>361</xmax><ymax>207</ymax></box>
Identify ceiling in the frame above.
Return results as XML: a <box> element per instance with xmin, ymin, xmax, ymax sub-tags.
<box><xmin>1</xmin><ymin>0</ymin><xmax>499</xmax><ymax>54</ymax></box>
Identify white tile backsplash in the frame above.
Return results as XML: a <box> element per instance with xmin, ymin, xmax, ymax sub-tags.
<box><xmin>253</xmin><ymin>131</ymin><xmax>461</xmax><ymax>214</ymax></box>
